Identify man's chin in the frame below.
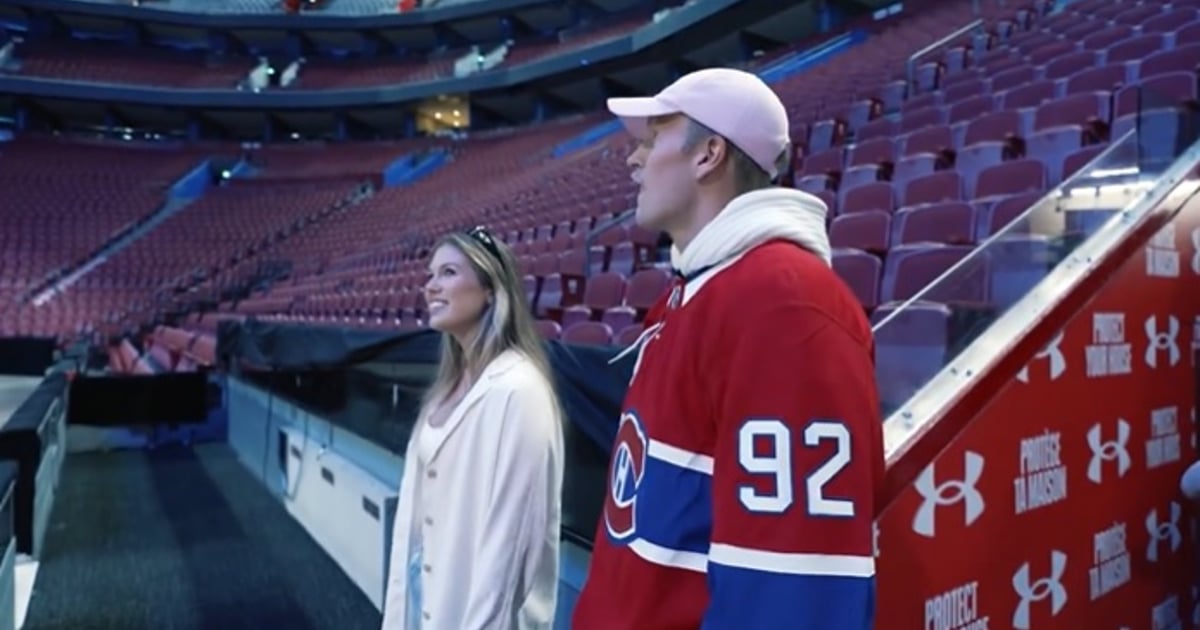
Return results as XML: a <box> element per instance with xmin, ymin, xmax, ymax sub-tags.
<box><xmin>633</xmin><ymin>206</ymin><xmax>661</xmax><ymax>231</ymax></box>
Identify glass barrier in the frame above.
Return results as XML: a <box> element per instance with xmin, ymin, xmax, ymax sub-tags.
<box><xmin>871</xmin><ymin>85</ymin><xmax>1200</xmax><ymax>417</ymax></box>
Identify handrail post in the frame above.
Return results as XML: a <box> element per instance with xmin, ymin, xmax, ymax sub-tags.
<box><xmin>582</xmin><ymin>207</ymin><xmax>636</xmax><ymax>278</ymax></box>
<box><xmin>905</xmin><ymin>18</ymin><xmax>984</xmax><ymax>95</ymax></box>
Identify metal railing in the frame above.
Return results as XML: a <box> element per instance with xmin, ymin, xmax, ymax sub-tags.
<box><xmin>580</xmin><ymin>207</ymin><xmax>636</xmax><ymax>277</ymax></box>
<box><xmin>905</xmin><ymin>18</ymin><xmax>984</xmax><ymax>95</ymax></box>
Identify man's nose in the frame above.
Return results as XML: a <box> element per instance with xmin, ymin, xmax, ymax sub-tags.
<box><xmin>626</xmin><ymin>146</ymin><xmax>644</xmax><ymax>169</ymax></box>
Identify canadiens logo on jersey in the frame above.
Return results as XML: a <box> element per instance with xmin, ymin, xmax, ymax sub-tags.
<box><xmin>605</xmin><ymin>411</ymin><xmax>647</xmax><ymax>540</ymax></box>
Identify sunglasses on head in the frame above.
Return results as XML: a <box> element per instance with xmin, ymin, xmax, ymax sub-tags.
<box><xmin>466</xmin><ymin>225</ymin><xmax>503</xmax><ymax>262</ymax></box>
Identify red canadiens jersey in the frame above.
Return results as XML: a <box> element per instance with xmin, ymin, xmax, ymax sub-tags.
<box><xmin>572</xmin><ymin>240</ymin><xmax>884</xmax><ymax>630</ymax></box>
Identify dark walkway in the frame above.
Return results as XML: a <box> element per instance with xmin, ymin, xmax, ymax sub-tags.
<box><xmin>23</xmin><ymin>444</ymin><xmax>382</xmax><ymax>630</ymax></box>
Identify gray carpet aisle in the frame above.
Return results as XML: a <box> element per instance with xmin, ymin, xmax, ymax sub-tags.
<box><xmin>23</xmin><ymin>444</ymin><xmax>383</xmax><ymax>630</ymax></box>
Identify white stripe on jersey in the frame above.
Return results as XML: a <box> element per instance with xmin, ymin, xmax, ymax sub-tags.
<box><xmin>629</xmin><ymin>538</ymin><xmax>708</xmax><ymax>573</ymax></box>
<box><xmin>626</xmin><ymin>540</ymin><xmax>876</xmax><ymax>578</ymax></box>
<box><xmin>648</xmin><ymin>439</ymin><xmax>714</xmax><ymax>475</ymax></box>
<box><xmin>709</xmin><ymin>543</ymin><xmax>876</xmax><ymax>578</ymax></box>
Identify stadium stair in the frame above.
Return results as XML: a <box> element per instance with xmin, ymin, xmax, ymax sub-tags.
<box><xmin>28</xmin><ymin>157</ymin><xmax>222</xmax><ymax>306</ymax></box>
<box><xmin>220</xmin><ymin>157</ymin><xmax>258</xmax><ymax>179</ymax></box>
<box><xmin>552</xmin><ymin>119</ymin><xmax>625</xmax><ymax>158</ymax></box>
<box><xmin>78</xmin><ymin>142</ymin><xmax>455</xmax><ymax>340</ymax></box>
<box><xmin>758</xmin><ymin>28</ymin><xmax>868</xmax><ymax>85</ymax></box>
<box><xmin>150</xmin><ymin>183</ymin><xmax>379</xmax><ymax>326</ymax></box>
<box><xmin>382</xmin><ymin>147</ymin><xmax>450</xmax><ymax>187</ymax></box>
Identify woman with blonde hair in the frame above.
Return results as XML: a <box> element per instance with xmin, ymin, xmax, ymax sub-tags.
<box><xmin>382</xmin><ymin>226</ymin><xmax>564</xmax><ymax>630</ymax></box>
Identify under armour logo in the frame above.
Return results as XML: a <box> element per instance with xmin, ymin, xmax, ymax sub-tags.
<box><xmin>1146</xmin><ymin>502</ymin><xmax>1182</xmax><ymax>562</ymax></box>
<box><xmin>1016</xmin><ymin>331</ymin><xmax>1066</xmax><ymax>383</ymax></box>
<box><xmin>1145</xmin><ymin>315</ymin><xmax>1181</xmax><ymax>368</ymax></box>
<box><xmin>1086</xmin><ymin>419</ymin><xmax>1131</xmax><ymax>484</ymax></box>
<box><xmin>912</xmin><ymin>451</ymin><xmax>985</xmax><ymax>538</ymax></box>
<box><xmin>1012</xmin><ymin>550</ymin><xmax>1068</xmax><ymax>630</ymax></box>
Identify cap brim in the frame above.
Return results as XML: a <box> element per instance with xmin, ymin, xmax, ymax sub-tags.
<box><xmin>606</xmin><ymin>96</ymin><xmax>679</xmax><ymax>139</ymax></box>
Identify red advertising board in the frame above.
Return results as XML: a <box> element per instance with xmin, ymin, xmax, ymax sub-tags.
<box><xmin>876</xmin><ymin>186</ymin><xmax>1200</xmax><ymax>630</ymax></box>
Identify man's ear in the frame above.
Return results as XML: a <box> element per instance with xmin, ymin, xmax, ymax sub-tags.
<box><xmin>693</xmin><ymin>135</ymin><xmax>729</xmax><ymax>180</ymax></box>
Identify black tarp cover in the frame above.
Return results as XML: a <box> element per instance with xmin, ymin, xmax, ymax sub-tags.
<box><xmin>217</xmin><ymin>319</ymin><xmax>632</xmax><ymax>452</ymax></box>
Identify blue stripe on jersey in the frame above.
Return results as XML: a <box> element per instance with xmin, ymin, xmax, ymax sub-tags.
<box><xmin>629</xmin><ymin>452</ymin><xmax>712</xmax><ymax>555</ymax></box>
<box><xmin>702</xmin><ymin>564</ymin><xmax>875</xmax><ymax>630</ymax></box>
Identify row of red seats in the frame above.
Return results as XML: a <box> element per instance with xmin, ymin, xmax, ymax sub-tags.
<box><xmin>107</xmin><ymin>326</ymin><xmax>217</xmax><ymax>375</ymax></box>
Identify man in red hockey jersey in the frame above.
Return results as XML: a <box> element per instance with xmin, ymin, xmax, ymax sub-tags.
<box><xmin>571</xmin><ymin>67</ymin><xmax>884</xmax><ymax>629</ymax></box>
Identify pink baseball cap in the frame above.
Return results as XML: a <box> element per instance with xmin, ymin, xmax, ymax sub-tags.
<box><xmin>606</xmin><ymin>67</ymin><xmax>790</xmax><ymax>179</ymax></box>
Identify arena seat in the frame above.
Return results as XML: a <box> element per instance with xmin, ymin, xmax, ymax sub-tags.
<box><xmin>13</xmin><ymin>0</ymin><xmax>1197</xmax><ymax>407</ymax></box>
<box><xmin>561</xmin><ymin>321</ymin><xmax>613</xmax><ymax>346</ymax></box>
